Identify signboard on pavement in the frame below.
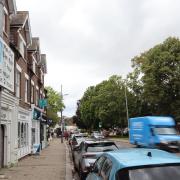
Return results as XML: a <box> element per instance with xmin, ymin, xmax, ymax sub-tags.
<box><xmin>0</xmin><ymin>37</ymin><xmax>14</xmax><ymax>92</ymax></box>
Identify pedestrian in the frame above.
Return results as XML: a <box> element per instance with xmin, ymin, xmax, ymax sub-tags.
<box><xmin>64</xmin><ymin>130</ymin><xmax>69</xmax><ymax>141</ymax></box>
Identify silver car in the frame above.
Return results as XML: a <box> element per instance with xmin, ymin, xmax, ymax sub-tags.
<box><xmin>73</xmin><ymin>140</ymin><xmax>118</xmax><ymax>180</ymax></box>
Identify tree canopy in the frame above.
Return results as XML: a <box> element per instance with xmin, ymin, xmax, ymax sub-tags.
<box><xmin>76</xmin><ymin>37</ymin><xmax>180</xmax><ymax>130</ymax></box>
<box><xmin>46</xmin><ymin>86</ymin><xmax>65</xmax><ymax>126</ymax></box>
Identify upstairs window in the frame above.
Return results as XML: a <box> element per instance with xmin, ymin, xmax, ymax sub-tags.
<box><xmin>15</xmin><ymin>70</ymin><xmax>21</xmax><ymax>98</ymax></box>
<box><xmin>32</xmin><ymin>55</ymin><xmax>37</xmax><ymax>74</ymax></box>
<box><xmin>25</xmin><ymin>79</ymin><xmax>28</xmax><ymax>103</ymax></box>
<box><xmin>36</xmin><ymin>88</ymin><xmax>39</xmax><ymax>106</ymax></box>
<box><xmin>18</xmin><ymin>34</ymin><xmax>26</xmax><ymax>58</ymax></box>
<box><xmin>31</xmin><ymin>84</ymin><xmax>34</xmax><ymax>103</ymax></box>
<box><xmin>3</xmin><ymin>7</ymin><xmax>8</xmax><ymax>34</ymax></box>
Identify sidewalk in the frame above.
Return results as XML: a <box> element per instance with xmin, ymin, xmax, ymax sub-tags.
<box><xmin>0</xmin><ymin>138</ymin><xmax>72</xmax><ymax>180</ymax></box>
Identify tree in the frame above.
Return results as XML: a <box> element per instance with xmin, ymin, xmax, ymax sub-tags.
<box><xmin>131</xmin><ymin>37</ymin><xmax>180</xmax><ymax>121</ymax></box>
<box><xmin>77</xmin><ymin>75</ymin><xmax>129</xmax><ymax>130</ymax></box>
<box><xmin>46</xmin><ymin>86</ymin><xmax>65</xmax><ymax>126</ymax></box>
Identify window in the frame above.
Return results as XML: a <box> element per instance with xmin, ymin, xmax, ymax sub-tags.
<box><xmin>3</xmin><ymin>8</ymin><xmax>8</xmax><ymax>34</ymax></box>
<box><xmin>18</xmin><ymin>122</ymin><xmax>21</xmax><ymax>148</ymax></box>
<box><xmin>40</xmin><ymin>70</ymin><xmax>44</xmax><ymax>83</ymax></box>
<box><xmin>15</xmin><ymin>70</ymin><xmax>21</xmax><ymax>98</ymax></box>
<box><xmin>21</xmin><ymin>123</ymin><xmax>24</xmax><ymax>147</ymax></box>
<box><xmin>25</xmin><ymin>79</ymin><xmax>28</xmax><ymax>103</ymax></box>
<box><xmin>32</xmin><ymin>57</ymin><xmax>36</xmax><ymax>74</ymax></box>
<box><xmin>31</xmin><ymin>85</ymin><xmax>34</xmax><ymax>103</ymax></box>
<box><xmin>18</xmin><ymin>34</ymin><xmax>26</xmax><ymax>58</ymax></box>
<box><xmin>32</xmin><ymin>128</ymin><xmax>36</xmax><ymax>145</ymax></box>
<box><xmin>93</xmin><ymin>156</ymin><xmax>106</xmax><ymax>174</ymax></box>
<box><xmin>36</xmin><ymin>89</ymin><xmax>39</xmax><ymax>106</ymax></box>
<box><xmin>101</xmin><ymin>158</ymin><xmax>112</xmax><ymax>180</ymax></box>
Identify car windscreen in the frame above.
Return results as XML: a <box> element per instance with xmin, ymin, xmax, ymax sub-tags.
<box><xmin>86</xmin><ymin>143</ymin><xmax>118</xmax><ymax>152</ymax></box>
<box><xmin>116</xmin><ymin>165</ymin><xmax>180</xmax><ymax>180</ymax></box>
<box><xmin>154</xmin><ymin>127</ymin><xmax>177</xmax><ymax>135</ymax></box>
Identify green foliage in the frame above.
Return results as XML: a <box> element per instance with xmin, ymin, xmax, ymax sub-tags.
<box><xmin>132</xmin><ymin>37</ymin><xmax>180</xmax><ymax>120</ymax></box>
<box><xmin>77</xmin><ymin>75</ymin><xmax>128</xmax><ymax>129</ymax></box>
<box><xmin>46</xmin><ymin>86</ymin><xmax>65</xmax><ymax>126</ymax></box>
<box><xmin>76</xmin><ymin>37</ymin><xmax>180</xmax><ymax>129</ymax></box>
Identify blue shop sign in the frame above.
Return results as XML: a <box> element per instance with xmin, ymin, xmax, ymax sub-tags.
<box><xmin>33</xmin><ymin>109</ymin><xmax>41</xmax><ymax>120</ymax></box>
<box><xmin>39</xmin><ymin>99</ymin><xmax>48</xmax><ymax>109</ymax></box>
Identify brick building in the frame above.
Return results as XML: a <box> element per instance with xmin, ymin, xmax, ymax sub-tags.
<box><xmin>10</xmin><ymin>11</ymin><xmax>33</xmax><ymax>159</ymax></box>
<box><xmin>0</xmin><ymin>0</ymin><xmax>48</xmax><ymax>167</ymax></box>
<box><xmin>28</xmin><ymin>37</ymin><xmax>47</xmax><ymax>152</ymax></box>
<box><xmin>0</xmin><ymin>0</ymin><xmax>18</xmax><ymax>167</ymax></box>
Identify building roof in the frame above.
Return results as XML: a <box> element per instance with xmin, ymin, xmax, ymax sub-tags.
<box><xmin>105</xmin><ymin>148</ymin><xmax>180</xmax><ymax>169</ymax></box>
<box><xmin>28</xmin><ymin>37</ymin><xmax>40</xmax><ymax>51</ymax></box>
<box><xmin>11</xmin><ymin>11</ymin><xmax>28</xmax><ymax>26</ymax></box>
<box><xmin>10</xmin><ymin>11</ymin><xmax>32</xmax><ymax>45</ymax></box>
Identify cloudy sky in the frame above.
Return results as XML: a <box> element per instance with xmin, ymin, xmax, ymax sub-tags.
<box><xmin>16</xmin><ymin>0</ymin><xmax>180</xmax><ymax>117</ymax></box>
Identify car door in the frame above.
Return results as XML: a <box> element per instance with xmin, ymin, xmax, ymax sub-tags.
<box><xmin>86</xmin><ymin>156</ymin><xmax>106</xmax><ymax>180</ymax></box>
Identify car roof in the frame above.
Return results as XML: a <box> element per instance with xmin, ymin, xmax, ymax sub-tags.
<box><xmin>84</xmin><ymin>139</ymin><xmax>115</xmax><ymax>144</ymax></box>
<box><xmin>104</xmin><ymin>148</ymin><xmax>180</xmax><ymax>169</ymax></box>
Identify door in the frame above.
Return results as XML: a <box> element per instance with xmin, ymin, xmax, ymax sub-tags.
<box><xmin>0</xmin><ymin>125</ymin><xmax>4</xmax><ymax>168</ymax></box>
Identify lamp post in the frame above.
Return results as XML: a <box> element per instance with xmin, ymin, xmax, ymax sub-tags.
<box><xmin>124</xmin><ymin>80</ymin><xmax>129</xmax><ymax>130</ymax></box>
<box><xmin>60</xmin><ymin>85</ymin><xmax>68</xmax><ymax>143</ymax></box>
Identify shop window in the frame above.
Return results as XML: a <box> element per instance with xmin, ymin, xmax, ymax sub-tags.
<box><xmin>32</xmin><ymin>128</ymin><xmax>36</xmax><ymax>145</ymax></box>
<box><xmin>18</xmin><ymin>122</ymin><xmax>20</xmax><ymax>148</ymax></box>
<box><xmin>21</xmin><ymin>123</ymin><xmax>24</xmax><ymax>147</ymax></box>
<box><xmin>26</xmin><ymin>123</ymin><xmax>28</xmax><ymax>146</ymax></box>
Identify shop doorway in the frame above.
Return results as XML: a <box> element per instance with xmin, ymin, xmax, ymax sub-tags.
<box><xmin>0</xmin><ymin>125</ymin><xmax>4</xmax><ymax>168</ymax></box>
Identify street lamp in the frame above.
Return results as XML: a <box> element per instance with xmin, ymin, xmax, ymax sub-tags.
<box><xmin>124</xmin><ymin>80</ymin><xmax>129</xmax><ymax>130</ymax></box>
<box><xmin>60</xmin><ymin>85</ymin><xmax>69</xmax><ymax>143</ymax></box>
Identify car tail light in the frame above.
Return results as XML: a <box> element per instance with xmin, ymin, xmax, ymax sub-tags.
<box><xmin>82</xmin><ymin>154</ymin><xmax>96</xmax><ymax>159</ymax></box>
<box><xmin>72</xmin><ymin>141</ymin><xmax>77</xmax><ymax>145</ymax></box>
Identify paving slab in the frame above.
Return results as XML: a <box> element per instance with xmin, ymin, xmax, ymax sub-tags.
<box><xmin>0</xmin><ymin>138</ymin><xmax>67</xmax><ymax>180</ymax></box>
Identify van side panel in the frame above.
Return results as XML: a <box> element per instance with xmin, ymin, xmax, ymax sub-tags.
<box><xmin>130</xmin><ymin>117</ymin><xmax>147</xmax><ymax>146</ymax></box>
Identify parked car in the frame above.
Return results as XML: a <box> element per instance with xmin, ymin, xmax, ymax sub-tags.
<box><xmin>87</xmin><ymin>148</ymin><xmax>180</xmax><ymax>180</ymax></box>
<box><xmin>91</xmin><ymin>131</ymin><xmax>104</xmax><ymax>139</ymax></box>
<box><xmin>73</xmin><ymin>140</ymin><xmax>118</xmax><ymax>180</ymax></box>
<box><xmin>69</xmin><ymin>133</ymin><xmax>88</xmax><ymax>150</ymax></box>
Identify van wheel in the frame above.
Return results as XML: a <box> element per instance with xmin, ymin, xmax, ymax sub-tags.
<box><xmin>135</xmin><ymin>141</ymin><xmax>140</xmax><ymax>148</ymax></box>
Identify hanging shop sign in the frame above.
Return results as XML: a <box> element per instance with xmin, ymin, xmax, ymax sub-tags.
<box><xmin>0</xmin><ymin>37</ymin><xmax>14</xmax><ymax>92</ymax></box>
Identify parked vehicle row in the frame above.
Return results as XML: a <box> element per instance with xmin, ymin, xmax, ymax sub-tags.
<box><xmin>69</xmin><ymin>118</ymin><xmax>180</xmax><ymax>180</ymax></box>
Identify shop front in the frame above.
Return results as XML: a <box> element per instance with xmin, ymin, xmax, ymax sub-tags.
<box><xmin>40</xmin><ymin>115</ymin><xmax>48</xmax><ymax>149</ymax></box>
<box><xmin>31</xmin><ymin>106</ymin><xmax>41</xmax><ymax>154</ymax></box>
<box><xmin>1</xmin><ymin>90</ymin><xmax>18</xmax><ymax>167</ymax></box>
<box><xmin>17</xmin><ymin>108</ymin><xmax>31</xmax><ymax>159</ymax></box>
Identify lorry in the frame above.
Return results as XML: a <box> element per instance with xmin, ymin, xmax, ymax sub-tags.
<box><xmin>129</xmin><ymin>116</ymin><xmax>180</xmax><ymax>150</ymax></box>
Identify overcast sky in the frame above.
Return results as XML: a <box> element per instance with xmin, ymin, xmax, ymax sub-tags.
<box><xmin>16</xmin><ymin>0</ymin><xmax>180</xmax><ymax>117</ymax></box>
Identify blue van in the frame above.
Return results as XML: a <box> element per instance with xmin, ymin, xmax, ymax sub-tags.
<box><xmin>129</xmin><ymin>116</ymin><xmax>180</xmax><ymax>150</ymax></box>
